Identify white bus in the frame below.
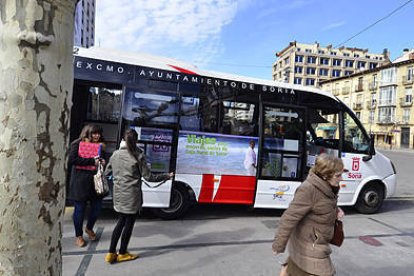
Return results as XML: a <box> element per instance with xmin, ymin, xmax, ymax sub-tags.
<box><xmin>71</xmin><ymin>47</ymin><xmax>397</xmax><ymax>219</ymax></box>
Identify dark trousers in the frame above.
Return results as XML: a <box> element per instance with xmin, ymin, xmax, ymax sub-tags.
<box><xmin>73</xmin><ymin>199</ymin><xmax>102</xmax><ymax>237</ymax></box>
<box><xmin>109</xmin><ymin>212</ymin><xmax>138</xmax><ymax>254</ymax></box>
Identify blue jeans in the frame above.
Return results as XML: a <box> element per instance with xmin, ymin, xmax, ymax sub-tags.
<box><xmin>73</xmin><ymin>199</ymin><xmax>102</xmax><ymax>237</ymax></box>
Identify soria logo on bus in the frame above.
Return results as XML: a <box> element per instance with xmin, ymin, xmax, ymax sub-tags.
<box><xmin>270</xmin><ymin>185</ymin><xmax>290</xmax><ymax>200</ymax></box>
<box><xmin>348</xmin><ymin>157</ymin><xmax>362</xmax><ymax>179</ymax></box>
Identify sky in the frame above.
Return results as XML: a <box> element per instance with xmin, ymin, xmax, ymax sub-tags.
<box><xmin>95</xmin><ymin>0</ymin><xmax>414</xmax><ymax>80</ymax></box>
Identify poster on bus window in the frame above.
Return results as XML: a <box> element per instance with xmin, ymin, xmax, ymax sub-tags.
<box><xmin>135</xmin><ymin>127</ymin><xmax>172</xmax><ymax>173</ymax></box>
<box><xmin>176</xmin><ymin>131</ymin><xmax>258</xmax><ymax>176</ymax></box>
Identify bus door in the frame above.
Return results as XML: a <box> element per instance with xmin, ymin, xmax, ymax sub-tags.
<box><xmin>254</xmin><ymin>104</ymin><xmax>306</xmax><ymax>209</ymax></box>
<box><xmin>121</xmin><ymin>81</ymin><xmax>179</xmax><ymax>208</ymax></box>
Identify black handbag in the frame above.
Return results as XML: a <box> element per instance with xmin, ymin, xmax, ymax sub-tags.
<box><xmin>330</xmin><ymin>219</ymin><xmax>344</xmax><ymax>247</ymax></box>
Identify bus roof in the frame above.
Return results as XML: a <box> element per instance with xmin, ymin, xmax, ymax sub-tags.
<box><xmin>75</xmin><ymin>47</ymin><xmax>338</xmax><ymax>102</ymax></box>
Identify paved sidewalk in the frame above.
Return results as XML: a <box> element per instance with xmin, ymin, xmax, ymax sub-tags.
<box><xmin>63</xmin><ymin>199</ymin><xmax>414</xmax><ymax>276</ymax></box>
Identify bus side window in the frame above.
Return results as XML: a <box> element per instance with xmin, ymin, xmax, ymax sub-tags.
<box><xmin>343</xmin><ymin>111</ymin><xmax>370</xmax><ymax>154</ymax></box>
<box><xmin>199</xmin><ymin>86</ymin><xmax>219</xmax><ymax>133</ymax></box>
<box><xmin>307</xmin><ymin>110</ymin><xmax>340</xmax><ymax>155</ymax></box>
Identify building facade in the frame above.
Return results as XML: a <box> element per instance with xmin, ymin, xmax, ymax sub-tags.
<box><xmin>273</xmin><ymin>41</ymin><xmax>389</xmax><ymax>87</ymax></box>
<box><xmin>320</xmin><ymin>49</ymin><xmax>414</xmax><ymax>149</ymax></box>
<box><xmin>74</xmin><ymin>0</ymin><xmax>96</xmax><ymax>48</ymax></box>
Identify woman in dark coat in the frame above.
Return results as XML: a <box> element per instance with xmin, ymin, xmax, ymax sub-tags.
<box><xmin>68</xmin><ymin>124</ymin><xmax>105</xmax><ymax>247</ymax></box>
<box><xmin>104</xmin><ymin>129</ymin><xmax>173</xmax><ymax>263</ymax></box>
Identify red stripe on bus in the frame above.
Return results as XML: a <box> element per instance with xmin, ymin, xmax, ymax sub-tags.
<box><xmin>198</xmin><ymin>174</ymin><xmax>215</xmax><ymax>203</ymax></box>
<box><xmin>213</xmin><ymin>175</ymin><xmax>256</xmax><ymax>205</ymax></box>
<box><xmin>167</xmin><ymin>64</ymin><xmax>198</xmax><ymax>75</ymax></box>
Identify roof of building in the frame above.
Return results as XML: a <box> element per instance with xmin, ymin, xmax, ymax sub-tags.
<box><xmin>393</xmin><ymin>49</ymin><xmax>414</xmax><ymax>63</ymax></box>
<box><xmin>320</xmin><ymin>51</ymin><xmax>414</xmax><ymax>85</ymax></box>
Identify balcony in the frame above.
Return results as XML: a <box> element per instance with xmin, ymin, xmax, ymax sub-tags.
<box><xmin>366</xmin><ymin>100</ymin><xmax>376</xmax><ymax>109</ymax></box>
<box><xmin>353</xmin><ymin>102</ymin><xmax>363</xmax><ymax>110</ymax></box>
<box><xmin>402</xmin><ymin>75</ymin><xmax>414</xmax><ymax>85</ymax></box>
<box><xmin>378</xmin><ymin>99</ymin><xmax>396</xmax><ymax>107</ymax></box>
<box><xmin>355</xmin><ymin>84</ymin><xmax>364</xmax><ymax>92</ymax></box>
<box><xmin>342</xmin><ymin>87</ymin><xmax>350</xmax><ymax>95</ymax></box>
<box><xmin>400</xmin><ymin>97</ymin><xmax>413</xmax><ymax>107</ymax></box>
<box><xmin>377</xmin><ymin>116</ymin><xmax>395</xmax><ymax>125</ymax></box>
<box><xmin>402</xmin><ymin>116</ymin><xmax>410</xmax><ymax>124</ymax></box>
<box><xmin>368</xmin><ymin>82</ymin><xmax>377</xmax><ymax>91</ymax></box>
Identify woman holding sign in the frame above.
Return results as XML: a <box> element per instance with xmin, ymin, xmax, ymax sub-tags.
<box><xmin>68</xmin><ymin>124</ymin><xmax>106</xmax><ymax>247</ymax></box>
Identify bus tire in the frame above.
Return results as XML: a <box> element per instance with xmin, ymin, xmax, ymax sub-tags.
<box><xmin>150</xmin><ymin>183</ymin><xmax>190</xmax><ymax>220</ymax></box>
<box><xmin>355</xmin><ymin>183</ymin><xmax>384</xmax><ymax>214</ymax></box>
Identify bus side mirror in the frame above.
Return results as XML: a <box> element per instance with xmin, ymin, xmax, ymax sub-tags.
<box><xmin>362</xmin><ymin>134</ymin><xmax>375</xmax><ymax>162</ymax></box>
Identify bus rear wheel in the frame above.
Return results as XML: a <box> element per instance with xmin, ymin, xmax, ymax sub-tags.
<box><xmin>355</xmin><ymin>183</ymin><xmax>384</xmax><ymax>214</ymax></box>
<box><xmin>151</xmin><ymin>184</ymin><xmax>190</xmax><ymax>220</ymax></box>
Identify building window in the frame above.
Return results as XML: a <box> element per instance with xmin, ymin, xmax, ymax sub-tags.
<box><xmin>306</xmin><ymin>67</ymin><xmax>316</xmax><ymax>75</ymax></box>
<box><xmin>354</xmin><ymin>54</ymin><xmax>360</xmax><ymax>58</ymax></box>
<box><xmin>296</xmin><ymin>48</ymin><xmax>301</xmax><ymax>52</ymax></box>
<box><xmin>345</xmin><ymin>60</ymin><xmax>354</xmax><ymax>67</ymax></box>
<box><xmin>343</xmin><ymin>53</ymin><xmax>350</xmax><ymax>57</ymax></box>
<box><xmin>355</xmin><ymin>112</ymin><xmax>361</xmax><ymax>119</ymax></box>
<box><xmin>403</xmin><ymin>108</ymin><xmax>410</xmax><ymax>123</ymax></box>
<box><xmin>371</xmin><ymin>74</ymin><xmax>377</xmax><ymax>88</ymax></box>
<box><xmin>294</xmin><ymin>66</ymin><xmax>303</xmax><ymax>74</ymax></box>
<box><xmin>319</xmin><ymin>68</ymin><xmax>329</xmax><ymax>76</ymax></box>
<box><xmin>307</xmin><ymin>56</ymin><xmax>316</xmax><ymax>64</ymax></box>
<box><xmin>305</xmin><ymin>49</ymin><xmax>312</xmax><ymax>53</ymax></box>
<box><xmin>306</xmin><ymin>78</ymin><xmax>315</xmax><ymax>85</ymax></box>
<box><xmin>318</xmin><ymin>50</ymin><xmax>325</xmax><ymax>54</ymax></box>
<box><xmin>344</xmin><ymin>71</ymin><xmax>353</xmax><ymax>76</ymax></box>
<box><xmin>357</xmin><ymin>61</ymin><xmax>366</xmax><ymax>69</ymax></box>
<box><xmin>332</xmin><ymin>70</ymin><xmax>341</xmax><ymax>77</ymax></box>
<box><xmin>330</xmin><ymin>51</ymin><xmax>337</xmax><ymax>55</ymax></box>
<box><xmin>369</xmin><ymin>63</ymin><xmax>378</xmax><ymax>70</ymax></box>
<box><xmin>369</xmin><ymin>110</ymin><xmax>375</xmax><ymax>123</ymax></box>
<box><xmin>379</xmin><ymin>86</ymin><xmax>396</xmax><ymax>106</ymax></box>
<box><xmin>294</xmin><ymin>77</ymin><xmax>302</xmax><ymax>85</ymax></box>
<box><xmin>407</xmin><ymin>66</ymin><xmax>413</xmax><ymax>81</ymax></box>
<box><xmin>295</xmin><ymin>55</ymin><xmax>304</xmax><ymax>63</ymax></box>
<box><xmin>381</xmin><ymin>67</ymin><xmax>396</xmax><ymax>84</ymax></box>
<box><xmin>320</xmin><ymin>58</ymin><xmax>329</xmax><ymax>65</ymax></box>
<box><xmin>284</xmin><ymin>57</ymin><xmax>290</xmax><ymax>65</ymax></box>
<box><xmin>378</xmin><ymin>107</ymin><xmax>395</xmax><ymax>123</ymax></box>
<box><xmin>332</xmin><ymin>59</ymin><xmax>342</xmax><ymax>66</ymax></box>
<box><xmin>404</xmin><ymin>88</ymin><xmax>412</xmax><ymax>103</ymax></box>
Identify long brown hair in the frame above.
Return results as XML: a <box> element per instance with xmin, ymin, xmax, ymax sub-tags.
<box><xmin>124</xmin><ymin>129</ymin><xmax>140</xmax><ymax>161</ymax></box>
<box><xmin>71</xmin><ymin>124</ymin><xmax>104</xmax><ymax>145</ymax></box>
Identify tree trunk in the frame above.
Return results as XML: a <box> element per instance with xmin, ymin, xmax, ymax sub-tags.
<box><xmin>0</xmin><ymin>1</ymin><xmax>77</xmax><ymax>275</ymax></box>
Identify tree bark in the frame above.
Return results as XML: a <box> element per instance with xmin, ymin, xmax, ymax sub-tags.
<box><xmin>0</xmin><ymin>0</ymin><xmax>77</xmax><ymax>275</ymax></box>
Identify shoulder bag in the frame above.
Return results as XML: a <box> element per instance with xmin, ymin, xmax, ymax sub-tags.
<box><xmin>94</xmin><ymin>161</ymin><xmax>109</xmax><ymax>197</ymax></box>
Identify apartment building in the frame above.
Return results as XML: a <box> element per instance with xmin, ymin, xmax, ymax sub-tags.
<box><xmin>273</xmin><ymin>41</ymin><xmax>390</xmax><ymax>87</ymax></box>
<box><xmin>320</xmin><ymin>49</ymin><xmax>414</xmax><ymax>149</ymax></box>
<box><xmin>74</xmin><ymin>0</ymin><xmax>96</xmax><ymax>48</ymax></box>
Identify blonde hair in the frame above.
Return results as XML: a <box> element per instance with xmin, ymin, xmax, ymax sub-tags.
<box><xmin>310</xmin><ymin>153</ymin><xmax>344</xmax><ymax>181</ymax></box>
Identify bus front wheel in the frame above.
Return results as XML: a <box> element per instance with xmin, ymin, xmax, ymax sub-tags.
<box><xmin>151</xmin><ymin>184</ymin><xmax>190</xmax><ymax>220</ymax></box>
<box><xmin>355</xmin><ymin>183</ymin><xmax>384</xmax><ymax>214</ymax></box>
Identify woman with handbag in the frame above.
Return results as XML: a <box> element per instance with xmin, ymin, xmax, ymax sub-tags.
<box><xmin>272</xmin><ymin>153</ymin><xmax>346</xmax><ymax>276</ymax></box>
<box><xmin>68</xmin><ymin>124</ymin><xmax>106</xmax><ymax>247</ymax></box>
<box><xmin>104</xmin><ymin>129</ymin><xmax>173</xmax><ymax>263</ymax></box>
